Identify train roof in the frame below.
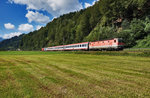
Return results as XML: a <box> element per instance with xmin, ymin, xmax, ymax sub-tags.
<box><xmin>91</xmin><ymin>38</ymin><xmax>122</xmax><ymax>42</ymax></box>
<box><xmin>63</xmin><ymin>42</ymin><xmax>88</xmax><ymax>46</ymax></box>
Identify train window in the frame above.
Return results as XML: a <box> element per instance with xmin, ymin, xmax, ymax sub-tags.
<box><xmin>108</xmin><ymin>41</ymin><xmax>109</xmax><ymax>43</ymax></box>
<box><xmin>114</xmin><ymin>40</ymin><xmax>116</xmax><ymax>43</ymax></box>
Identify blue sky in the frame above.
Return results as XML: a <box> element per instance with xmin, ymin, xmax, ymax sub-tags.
<box><xmin>0</xmin><ymin>0</ymin><xmax>98</xmax><ymax>39</ymax></box>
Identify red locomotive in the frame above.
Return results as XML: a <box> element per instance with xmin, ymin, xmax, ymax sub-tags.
<box><xmin>42</xmin><ymin>38</ymin><xmax>124</xmax><ymax>51</ymax></box>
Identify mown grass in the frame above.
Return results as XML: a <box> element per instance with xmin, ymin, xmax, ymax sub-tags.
<box><xmin>0</xmin><ymin>51</ymin><xmax>150</xmax><ymax>97</ymax></box>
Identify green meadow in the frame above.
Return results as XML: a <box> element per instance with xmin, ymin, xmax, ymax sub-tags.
<box><xmin>0</xmin><ymin>51</ymin><xmax>150</xmax><ymax>97</ymax></box>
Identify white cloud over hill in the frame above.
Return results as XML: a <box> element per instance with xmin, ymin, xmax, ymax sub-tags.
<box><xmin>9</xmin><ymin>0</ymin><xmax>83</xmax><ymax>17</ymax></box>
<box><xmin>4</xmin><ymin>23</ymin><xmax>15</xmax><ymax>30</ymax></box>
<box><xmin>26</xmin><ymin>11</ymin><xmax>50</xmax><ymax>24</ymax></box>
<box><xmin>18</xmin><ymin>24</ymin><xmax>34</xmax><ymax>32</ymax></box>
<box><xmin>85</xmin><ymin>0</ymin><xmax>99</xmax><ymax>8</ymax></box>
<box><xmin>36</xmin><ymin>25</ymin><xmax>42</xmax><ymax>30</ymax></box>
<box><xmin>85</xmin><ymin>3</ymin><xmax>92</xmax><ymax>8</ymax></box>
<box><xmin>2</xmin><ymin>32</ymin><xmax>22</xmax><ymax>39</ymax></box>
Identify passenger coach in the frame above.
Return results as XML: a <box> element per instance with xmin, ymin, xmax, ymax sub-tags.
<box><xmin>42</xmin><ymin>42</ymin><xmax>89</xmax><ymax>51</ymax></box>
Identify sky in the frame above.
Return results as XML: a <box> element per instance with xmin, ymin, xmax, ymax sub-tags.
<box><xmin>0</xmin><ymin>0</ymin><xmax>98</xmax><ymax>39</ymax></box>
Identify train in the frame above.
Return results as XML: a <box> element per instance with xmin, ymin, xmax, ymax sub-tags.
<box><xmin>42</xmin><ymin>38</ymin><xmax>124</xmax><ymax>51</ymax></box>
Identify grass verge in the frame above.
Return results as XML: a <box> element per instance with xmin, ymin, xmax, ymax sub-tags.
<box><xmin>0</xmin><ymin>51</ymin><xmax>150</xmax><ymax>97</ymax></box>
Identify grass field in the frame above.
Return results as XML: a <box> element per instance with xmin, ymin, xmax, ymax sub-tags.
<box><xmin>0</xmin><ymin>51</ymin><xmax>150</xmax><ymax>97</ymax></box>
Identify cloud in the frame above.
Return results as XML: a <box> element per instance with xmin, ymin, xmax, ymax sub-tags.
<box><xmin>36</xmin><ymin>25</ymin><xmax>42</xmax><ymax>30</ymax></box>
<box><xmin>9</xmin><ymin>0</ymin><xmax>83</xmax><ymax>17</ymax></box>
<box><xmin>2</xmin><ymin>32</ymin><xmax>22</xmax><ymax>39</ymax></box>
<box><xmin>4</xmin><ymin>23</ymin><xmax>15</xmax><ymax>29</ymax></box>
<box><xmin>26</xmin><ymin>11</ymin><xmax>50</xmax><ymax>23</ymax></box>
<box><xmin>18</xmin><ymin>24</ymin><xmax>34</xmax><ymax>32</ymax></box>
<box><xmin>85</xmin><ymin>3</ymin><xmax>92</xmax><ymax>8</ymax></box>
<box><xmin>84</xmin><ymin>0</ymin><xmax>99</xmax><ymax>8</ymax></box>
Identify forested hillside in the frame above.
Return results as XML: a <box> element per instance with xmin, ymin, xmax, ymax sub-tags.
<box><xmin>0</xmin><ymin>0</ymin><xmax>150</xmax><ymax>50</ymax></box>
<box><xmin>0</xmin><ymin>37</ymin><xmax>3</xmax><ymax>42</ymax></box>
<box><xmin>0</xmin><ymin>35</ymin><xmax>24</xmax><ymax>51</ymax></box>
